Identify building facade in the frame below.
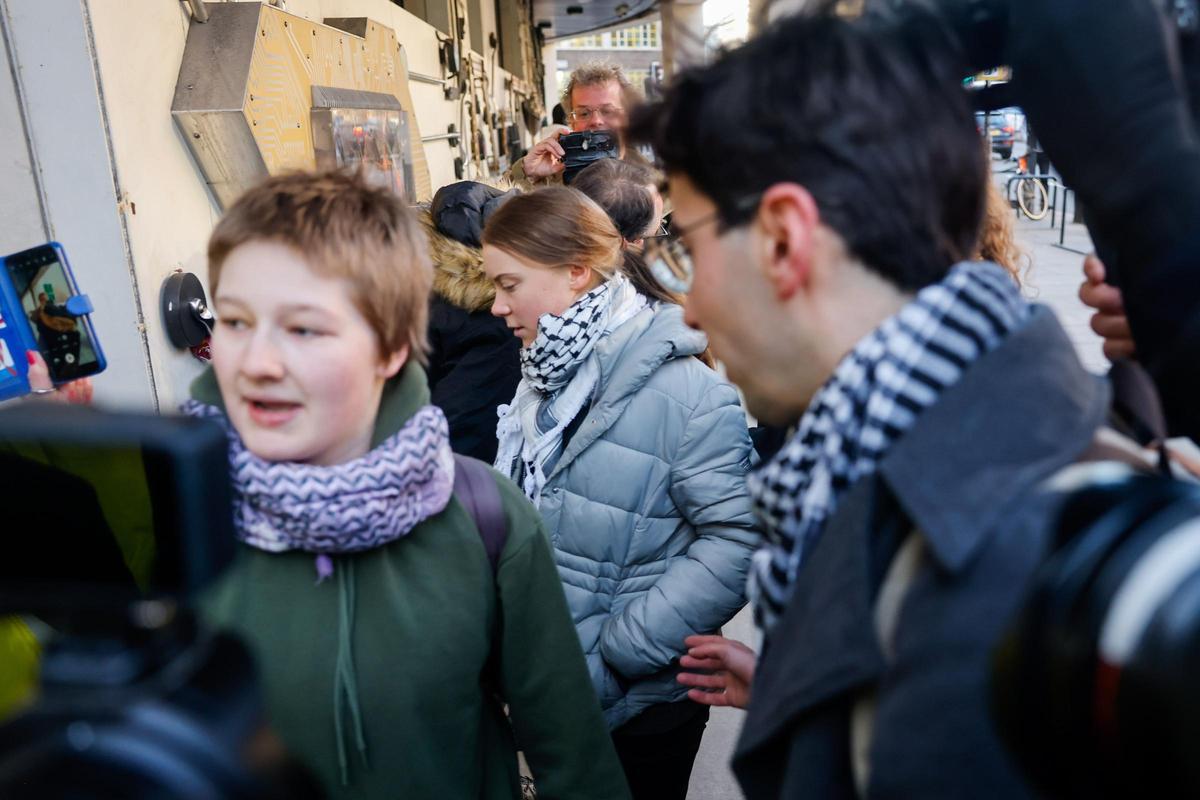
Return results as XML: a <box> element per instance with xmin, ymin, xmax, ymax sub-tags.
<box><xmin>554</xmin><ymin>20</ymin><xmax>663</xmax><ymax>103</ymax></box>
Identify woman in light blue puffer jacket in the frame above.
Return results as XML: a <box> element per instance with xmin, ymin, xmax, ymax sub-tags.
<box><xmin>482</xmin><ymin>187</ymin><xmax>759</xmax><ymax>800</ymax></box>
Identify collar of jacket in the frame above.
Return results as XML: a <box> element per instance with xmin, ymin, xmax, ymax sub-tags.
<box><xmin>877</xmin><ymin>304</ymin><xmax>1110</xmax><ymax>574</ymax></box>
<box><xmin>547</xmin><ymin>302</ymin><xmax>706</xmax><ymax>482</ymax></box>
<box><xmin>187</xmin><ymin>359</ymin><xmax>431</xmax><ymax>450</ymax></box>
<box><xmin>733</xmin><ymin>305</ymin><xmax>1109</xmax><ymax>766</ymax></box>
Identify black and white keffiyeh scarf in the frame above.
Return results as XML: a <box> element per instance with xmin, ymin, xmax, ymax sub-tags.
<box><xmin>182</xmin><ymin>400</ymin><xmax>455</xmax><ymax>581</ymax></box>
<box><xmin>495</xmin><ymin>273</ymin><xmax>647</xmax><ymax>505</ymax></box>
<box><xmin>518</xmin><ymin>280</ymin><xmax>614</xmax><ymax>393</ymax></box>
<box><xmin>747</xmin><ymin>261</ymin><xmax>1031</xmax><ymax>632</ymax></box>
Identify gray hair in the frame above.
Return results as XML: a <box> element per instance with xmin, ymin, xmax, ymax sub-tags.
<box><xmin>561</xmin><ymin>60</ymin><xmax>642</xmax><ymax>111</ymax></box>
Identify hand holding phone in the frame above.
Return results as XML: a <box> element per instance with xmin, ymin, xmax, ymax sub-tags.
<box><xmin>522</xmin><ymin>127</ymin><xmax>569</xmax><ymax>179</ymax></box>
<box><xmin>25</xmin><ymin>349</ymin><xmax>94</xmax><ymax>404</ymax></box>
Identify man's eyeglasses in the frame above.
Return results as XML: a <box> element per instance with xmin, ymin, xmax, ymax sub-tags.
<box><xmin>569</xmin><ymin>105</ymin><xmax>625</xmax><ymax>124</ymax></box>
<box><xmin>643</xmin><ymin>195</ymin><xmax>760</xmax><ymax>295</ymax></box>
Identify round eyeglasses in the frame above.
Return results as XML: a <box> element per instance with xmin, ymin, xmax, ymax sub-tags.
<box><xmin>643</xmin><ymin>195</ymin><xmax>761</xmax><ymax>295</ymax></box>
<box><xmin>569</xmin><ymin>105</ymin><xmax>626</xmax><ymax>124</ymax></box>
<box><xmin>644</xmin><ymin>234</ymin><xmax>695</xmax><ymax>295</ymax></box>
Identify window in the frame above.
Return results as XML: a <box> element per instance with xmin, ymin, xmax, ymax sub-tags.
<box><xmin>561</xmin><ymin>33</ymin><xmax>606</xmax><ymax>48</ymax></box>
<box><xmin>610</xmin><ymin>22</ymin><xmax>659</xmax><ymax>49</ymax></box>
<box><xmin>559</xmin><ymin>21</ymin><xmax>659</xmax><ymax>50</ymax></box>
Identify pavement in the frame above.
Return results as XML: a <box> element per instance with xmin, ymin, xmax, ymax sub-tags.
<box><xmin>1002</xmin><ymin>188</ymin><xmax>1108</xmax><ymax>374</ymax></box>
<box><xmin>685</xmin><ymin>605</ymin><xmax>758</xmax><ymax>800</ymax></box>
<box><xmin>682</xmin><ymin>171</ymin><xmax>1109</xmax><ymax>800</ymax></box>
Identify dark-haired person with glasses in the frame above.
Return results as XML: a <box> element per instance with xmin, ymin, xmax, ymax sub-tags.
<box><xmin>629</xmin><ymin>8</ymin><xmax>1122</xmax><ymax>799</ymax></box>
<box><xmin>572</xmin><ymin>158</ymin><xmax>715</xmax><ymax>368</ymax></box>
<box><xmin>571</xmin><ymin>159</ymin><xmax>665</xmax><ymax>250</ymax></box>
<box><xmin>506</xmin><ymin>61</ymin><xmax>655</xmax><ymax>190</ymax></box>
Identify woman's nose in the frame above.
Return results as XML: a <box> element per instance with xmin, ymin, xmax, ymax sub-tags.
<box><xmin>491</xmin><ymin>297</ymin><xmax>510</xmax><ymax>318</ymax></box>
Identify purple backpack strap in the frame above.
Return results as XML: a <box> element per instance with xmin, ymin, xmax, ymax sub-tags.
<box><xmin>452</xmin><ymin>454</ymin><xmax>509</xmax><ymax>574</ymax></box>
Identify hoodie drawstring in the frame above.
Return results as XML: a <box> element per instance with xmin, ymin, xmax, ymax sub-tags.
<box><xmin>333</xmin><ymin>559</ymin><xmax>369</xmax><ymax>786</ymax></box>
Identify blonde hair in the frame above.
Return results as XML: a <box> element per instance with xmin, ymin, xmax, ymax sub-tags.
<box><xmin>978</xmin><ymin>181</ymin><xmax>1027</xmax><ymax>286</ymax></box>
<box><xmin>561</xmin><ymin>60</ymin><xmax>641</xmax><ymax>112</ymax></box>
<box><xmin>482</xmin><ymin>187</ymin><xmax>622</xmax><ymax>281</ymax></box>
<box><xmin>208</xmin><ymin>170</ymin><xmax>432</xmax><ymax>363</ymax></box>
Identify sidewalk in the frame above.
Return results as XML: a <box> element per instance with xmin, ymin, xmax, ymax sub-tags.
<box><xmin>685</xmin><ymin>605</ymin><xmax>757</xmax><ymax>800</ymax></box>
<box><xmin>1003</xmin><ymin>182</ymin><xmax>1109</xmax><ymax>375</ymax></box>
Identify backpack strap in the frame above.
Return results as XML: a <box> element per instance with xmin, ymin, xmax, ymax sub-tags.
<box><xmin>452</xmin><ymin>454</ymin><xmax>509</xmax><ymax>574</ymax></box>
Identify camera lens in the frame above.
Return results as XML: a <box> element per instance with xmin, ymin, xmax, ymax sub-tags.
<box><xmin>993</xmin><ymin>472</ymin><xmax>1200</xmax><ymax>799</ymax></box>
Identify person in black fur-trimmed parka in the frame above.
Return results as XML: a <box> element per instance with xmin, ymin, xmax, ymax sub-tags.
<box><xmin>421</xmin><ymin>182</ymin><xmax>521</xmax><ymax>463</ymax></box>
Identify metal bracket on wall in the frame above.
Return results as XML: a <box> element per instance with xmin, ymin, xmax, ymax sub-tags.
<box><xmin>422</xmin><ymin>124</ymin><xmax>460</xmax><ymax>147</ymax></box>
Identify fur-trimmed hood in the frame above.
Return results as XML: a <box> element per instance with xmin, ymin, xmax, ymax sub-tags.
<box><xmin>419</xmin><ymin>208</ymin><xmax>495</xmax><ymax>314</ymax></box>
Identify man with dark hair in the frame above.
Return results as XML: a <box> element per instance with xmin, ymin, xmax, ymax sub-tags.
<box><xmin>629</xmin><ymin>10</ymin><xmax>1110</xmax><ymax>798</ymax></box>
<box><xmin>571</xmin><ymin>159</ymin><xmax>664</xmax><ymax>246</ymax></box>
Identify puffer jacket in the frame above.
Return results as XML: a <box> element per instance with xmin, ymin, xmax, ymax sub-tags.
<box><xmin>532</xmin><ymin>301</ymin><xmax>759</xmax><ymax>729</ymax></box>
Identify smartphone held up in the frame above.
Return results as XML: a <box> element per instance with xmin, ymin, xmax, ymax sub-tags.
<box><xmin>0</xmin><ymin>242</ymin><xmax>106</xmax><ymax>401</ymax></box>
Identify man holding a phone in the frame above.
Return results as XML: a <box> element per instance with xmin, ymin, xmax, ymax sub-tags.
<box><xmin>507</xmin><ymin>61</ymin><xmax>654</xmax><ymax>189</ymax></box>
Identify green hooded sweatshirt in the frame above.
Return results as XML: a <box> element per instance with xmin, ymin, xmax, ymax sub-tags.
<box><xmin>195</xmin><ymin>363</ymin><xmax>630</xmax><ymax>800</ymax></box>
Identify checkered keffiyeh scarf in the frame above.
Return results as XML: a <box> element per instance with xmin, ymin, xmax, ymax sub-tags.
<box><xmin>519</xmin><ymin>280</ymin><xmax>614</xmax><ymax>393</ymax></box>
<box><xmin>495</xmin><ymin>274</ymin><xmax>647</xmax><ymax>505</ymax></box>
<box><xmin>747</xmin><ymin>261</ymin><xmax>1031</xmax><ymax>632</ymax></box>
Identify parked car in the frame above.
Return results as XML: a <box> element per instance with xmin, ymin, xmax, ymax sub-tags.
<box><xmin>975</xmin><ymin>108</ymin><xmax>1025</xmax><ymax>159</ymax></box>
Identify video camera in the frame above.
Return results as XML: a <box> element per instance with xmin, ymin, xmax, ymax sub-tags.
<box><xmin>560</xmin><ymin>130</ymin><xmax>620</xmax><ymax>186</ymax></box>
<box><xmin>0</xmin><ymin>404</ymin><xmax>320</xmax><ymax>798</ymax></box>
<box><xmin>992</xmin><ymin>467</ymin><xmax>1200</xmax><ymax>798</ymax></box>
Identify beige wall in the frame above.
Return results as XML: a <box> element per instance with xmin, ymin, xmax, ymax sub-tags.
<box><xmin>1</xmin><ymin>0</ymin><xmax>157</xmax><ymax>408</ymax></box>
<box><xmin>1</xmin><ymin>0</ymin><xmax>527</xmax><ymax>410</ymax></box>
<box><xmin>0</xmin><ymin>13</ymin><xmax>47</xmax><ymax>255</ymax></box>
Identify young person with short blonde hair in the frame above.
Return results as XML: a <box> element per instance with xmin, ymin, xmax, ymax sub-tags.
<box><xmin>195</xmin><ymin>170</ymin><xmax>629</xmax><ymax>800</ymax></box>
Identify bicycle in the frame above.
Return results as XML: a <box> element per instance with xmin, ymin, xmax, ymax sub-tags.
<box><xmin>1012</xmin><ymin>155</ymin><xmax>1050</xmax><ymax>221</ymax></box>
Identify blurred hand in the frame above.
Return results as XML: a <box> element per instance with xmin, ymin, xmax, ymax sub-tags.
<box><xmin>676</xmin><ymin>635</ymin><xmax>757</xmax><ymax>709</ymax></box>
<box><xmin>522</xmin><ymin>127</ymin><xmax>568</xmax><ymax>179</ymax></box>
<box><xmin>25</xmin><ymin>350</ymin><xmax>93</xmax><ymax>405</ymax></box>
<box><xmin>1079</xmin><ymin>254</ymin><xmax>1136</xmax><ymax>361</ymax></box>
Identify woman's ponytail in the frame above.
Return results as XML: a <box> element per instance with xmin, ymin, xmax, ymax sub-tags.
<box><xmin>622</xmin><ymin>249</ymin><xmax>680</xmax><ymax>305</ymax></box>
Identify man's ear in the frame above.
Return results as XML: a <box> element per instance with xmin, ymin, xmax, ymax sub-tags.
<box><xmin>755</xmin><ymin>184</ymin><xmax>820</xmax><ymax>301</ymax></box>
<box><xmin>379</xmin><ymin>344</ymin><xmax>410</xmax><ymax>380</ymax></box>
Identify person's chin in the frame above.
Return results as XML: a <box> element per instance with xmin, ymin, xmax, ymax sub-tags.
<box><xmin>234</xmin><ymin>415</ymin><xmax>312</xmax><ymax>463</ymax></box>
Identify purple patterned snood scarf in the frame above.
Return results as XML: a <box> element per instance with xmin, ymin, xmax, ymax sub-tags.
<box><xmin>181</xmin><ymin>400</ymin><xmax>455</xmax><ymax>581</ymax></box>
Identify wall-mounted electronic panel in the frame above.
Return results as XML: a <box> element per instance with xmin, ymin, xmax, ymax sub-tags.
<box><xmin>171</xmin><ymin>2</ymin><xmax>431</xmax><ymax>209</ymax></box>
<box><xmin>311</xmin><ymin>86</ymin><xmax>415</xmax><ymax>203</ymax></box>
